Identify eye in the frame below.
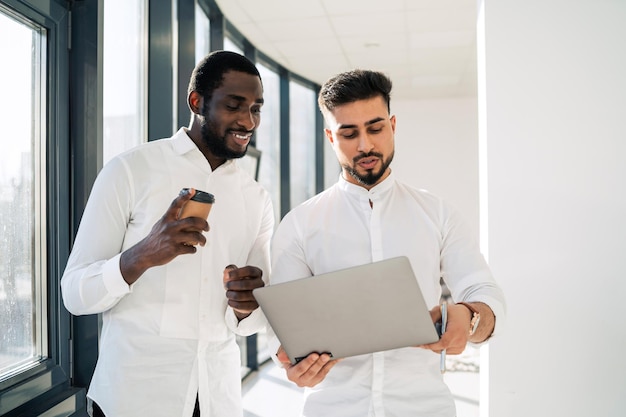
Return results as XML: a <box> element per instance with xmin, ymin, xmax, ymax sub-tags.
<box><xmin>368</xmin><ymin>125</ymin><xmax>384</xmax><ymax>134</ymax></box>
<box><xmin>340</xmin><ymin>130</ymin><xmax>358</xmax><ymax>139</ymax></box>
<box><xmin>251</xmin><ymin>106</ymin><xmax>262</xmax><ymax>114</ymax></box>
<box><xmin>225</xmin><ymin>103</ymin><xmax>240</xmax><ymax>111</ymax></box>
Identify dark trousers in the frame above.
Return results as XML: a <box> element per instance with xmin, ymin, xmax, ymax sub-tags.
<box><xmin>93</xmin><ymin>396</ymin><xmax>200</xmax><ymax>416</ymax></box>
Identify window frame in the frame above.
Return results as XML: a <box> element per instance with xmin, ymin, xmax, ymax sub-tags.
<box><xmin>0</xmin><ymin>1</ymin><xmax>47</xmax><ymax>379</ymax></box>
<box><xmin>0</xmin><ymin>0</ymin><xmax>82</xmax><ymax>414</ymax></box>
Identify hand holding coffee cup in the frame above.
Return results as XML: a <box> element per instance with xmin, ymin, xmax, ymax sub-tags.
<box><xmin>178</xmin><ymin>188</ymin><xmax>214</xmax><ymax>246</ymax></box>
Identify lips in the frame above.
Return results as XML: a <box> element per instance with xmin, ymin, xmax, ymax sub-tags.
<box><xmin>357</xmin><ymin>156</ymin><xmax>379</xmax><ymax>170</ymax></box>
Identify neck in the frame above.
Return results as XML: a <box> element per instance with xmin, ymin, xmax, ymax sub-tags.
<box><xmin>183</xmin><ymin>127</ymin><xmax>227</xmax><ymax>170</ymax></box>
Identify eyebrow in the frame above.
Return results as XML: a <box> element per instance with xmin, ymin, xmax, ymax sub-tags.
<box><xmin>226</xmin><ymin>94</ymin><xmax>264</xmax><ymax>105</ymax></box>
<box><xmin>337</xmin><ymin>116</ymin><xmax>385</xmax><ymax>130</ymax></box>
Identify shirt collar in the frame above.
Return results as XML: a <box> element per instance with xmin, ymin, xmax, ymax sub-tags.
<box><xmin>171</xmin><ymin>128</ymin><xmax>200</xmax><ymax>155</ymax></box>
<box><xmin>170</xmin><ymin>128</ymin><xmax>236</xmax><ymax>171</ymax></box>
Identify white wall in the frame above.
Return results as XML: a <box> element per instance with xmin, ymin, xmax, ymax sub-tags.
<box><xmin>483</xmin><ymin>1</ymin><xmax>626</xmax><ymax>416</ymax></box>
<box><xmin>392</xmin><ymin>98</ymin><xmax>480</xmax><ymax>235</ymax></box>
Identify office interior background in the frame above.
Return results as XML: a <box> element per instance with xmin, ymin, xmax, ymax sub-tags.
<box><xmin>0</xmin><ymin>0</ymin><xmax>624</xmax><ymax>416</ymax></box>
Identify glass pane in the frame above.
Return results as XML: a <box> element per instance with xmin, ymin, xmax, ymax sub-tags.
<box><xmin>289</xmin><ymin>81</ymin><xmax>316</xmax><ymax>208</ymax></box>
<box><xmin>224</xmin><ymin>36</ymin><xmax>243</xmax><ymax>54</ymax></box>
<box><xmin>0</xmin><ymin>8</ymin><xmax>46</xmax><ymax>377</ymax></box>
<box><xmin>255</xmin><ymin>63</ymin><xmax>281</xmax><ymax>226</ymax></box>
<box><xmin>195</xmin><ymin>0</ymin><xmax>210</xmax><ymax>61</ymax></box>
<box><xmin>103</xmin><ymin>0</ymin><xmax>147</xmax><ymax>164</ymax></box>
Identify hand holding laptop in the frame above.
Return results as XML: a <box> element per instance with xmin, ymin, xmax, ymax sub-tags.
<box><xmin>276</xmin><ymin>346</ymin><xmax>339</xmax><ymax>388</ymax></box>
<box><xmin>420</xmin><ymin>303</ymin><xmax>473</xmax><ymax>357</ymax></box>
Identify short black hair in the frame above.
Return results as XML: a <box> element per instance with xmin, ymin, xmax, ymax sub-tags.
<box><xmin>318</xmin><ymin>69</ymin><xmax>392</xmax><ymax>114</ymax></box>
<box><xmin>187</xmin><ymin>50</ymin><xmax>261</xmax><ymax>101</ymax></box>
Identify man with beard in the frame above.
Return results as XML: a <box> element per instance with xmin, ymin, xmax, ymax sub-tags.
<box><xmin>61</xmin><ymin>51</ymin><xmax>274</xmax><ymax>417</ymax></box>
<box><xmin>268</xmin><ymin>69</ymin><xmax>505</xmax><ymax>417</ymax></box>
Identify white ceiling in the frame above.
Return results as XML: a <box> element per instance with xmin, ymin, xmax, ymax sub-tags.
<box><xmin>215</xmin><ymin>0</ymin><xmax>479</xmax><ymax>100</ymax></box>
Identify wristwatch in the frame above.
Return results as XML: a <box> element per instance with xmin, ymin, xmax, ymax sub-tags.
<box><xmin>457</xmin><ymin>302</ymin><xmax>480</xmax><ymax>336</ymax></box>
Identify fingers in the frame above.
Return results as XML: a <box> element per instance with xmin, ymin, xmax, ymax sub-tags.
<box><xmin>429</xmin><ymin>305</ymin><xmax>442</xmax><ymax>323</ymax></box>
<box><xmin>285</xmin><ymin>353</ymin><xmax>338</xmax><ymax>388</ymax></box>
<box><xmin>182</xmin><ymin>230</ymin><xmax>208</xmax><ymax>247</ymax></box>
<box><xmin>223</xmin><ymin>266</ymin><xmax>264</xmax><ymax>290</ymax></box>
<box><xmin>222</xmin><ymin>264</ymin><xmax>239</xmax><ymax>284</ymax></box>
<box><xmin>127</xmin><ymin>189</ymin><xmax>210</xmax><ymax>277</ymax></box>
<box><xmin>223</xmin><ymin>265</ymin><xmax>264</xmax><ymax>317</ymax></box>
<box><xmin>169</xmin><ymin>188</ymin><xmax>210</xmax><ymax>233</ymax></box>
<box><xmin>175</xmin><ymin>189</ymin><xmax>210</xmax><ymax>247</ymax></box>
<box><xmin>223</xmin><ymin>265</ymin><xmax>262</xmax><ymax>283</ymax></box>
<box><xmin>276</xmin><ymin>346</ymin><xmax>291</xmax><ymax>367</ymax></box>
<box><xmin>419</xmin><ymin>338</ymin><xmax>446</xmax><ymax>353</ymax></box>
<box><xmin>420</xmin><ymin>305</ymin><xmax>471</xmax><ymax>355</ymax></box>
<box><xmin>420</xmin><ymin>335</ymin><xmax>464</xmax><ymax>354</ymax></box>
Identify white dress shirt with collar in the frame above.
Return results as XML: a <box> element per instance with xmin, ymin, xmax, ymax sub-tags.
<box><xmin>269</xmin><ymin>171</ymin><xmax>505</xmax><ymax>417</ymax></box>
<box><xmin>61</xmin><ymin>128</ymin><xmax>274</xmax><ymax>417</ymax></box>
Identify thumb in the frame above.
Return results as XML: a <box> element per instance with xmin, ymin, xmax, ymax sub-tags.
<box><xmin>223</xmin><ymin>264</ymin><xmax>238</xmax><ymax>287</ymax></box>
<box><xmin>169</xmin><ymin>188</ymin><xmax>195</xmax><ymax>219</ymax></box>
<box><xmin>276</xmin><ymin>346</ymin><xmax>291</xmax><ymax>367</ymax></box>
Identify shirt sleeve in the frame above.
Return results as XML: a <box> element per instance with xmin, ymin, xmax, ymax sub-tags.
<box><xmin>61</xmin><ymin>157</ymin><xmax>134</xmax><ymax>315</ymax></box>
<box><xmin>269</xmin><ymin>210</ymin><xmax>313</xmax><ymax>284</ymax></box>
<box><xmin>439</xmin><ymin>202</ymin><xmax>507</xmax><ymax>337</ymax></box>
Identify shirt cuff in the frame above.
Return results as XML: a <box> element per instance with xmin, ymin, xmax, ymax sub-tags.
<box><xmin>102</xmin><ymin>253</ymin><xmax>133</xmax><ymax>297</ymax></box>
<box><xmin>224</xmin><ymin>306</ymin><xmax>267</xmax><ymax>336</ymax></box>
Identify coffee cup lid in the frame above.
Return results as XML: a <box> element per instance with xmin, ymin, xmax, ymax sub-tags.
<box><xmin>184</xmin><ymin>188</ymin><xmax>215</xmax><ymax>204</ymax></box>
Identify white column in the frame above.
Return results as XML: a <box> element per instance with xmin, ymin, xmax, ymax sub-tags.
<box><xmin>481</xmin><ymin>1</ymin><xmax>626</xmax><ymax>416</ymax></box>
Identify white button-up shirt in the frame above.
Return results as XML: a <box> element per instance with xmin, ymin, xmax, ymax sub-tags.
<box><xmin>269</xmin><ymin>172</ymin><xmax>505</xmax><ymax>417</ymax></box>
<box><xmin>61</xmin><ymin>128</ymin><xmax>274</xmax><ymax>417</ymax></box>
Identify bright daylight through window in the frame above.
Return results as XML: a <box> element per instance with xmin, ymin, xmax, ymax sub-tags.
<box><xmin>0</xmin><ymin>7</ymin><xmax>46</xmax><ymax>380</ymax></box>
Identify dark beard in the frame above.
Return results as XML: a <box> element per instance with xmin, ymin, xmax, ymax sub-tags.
<box><xmin>200</xmin><ymin>118</ymin><xmax>248</xmax><ymax>160</ymax></box>
<box><xmin>343</xmin><ymin>151</ymin><xmax>394</xmax><ymax>186</ymax></box>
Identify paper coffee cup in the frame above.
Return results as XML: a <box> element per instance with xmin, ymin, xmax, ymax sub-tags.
<box><xmin>179</xmin><ymin>188</ymin><xmax>215</xmax><ymax>220</ymax></box>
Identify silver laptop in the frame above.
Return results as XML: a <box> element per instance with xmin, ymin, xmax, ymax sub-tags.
<box><xmin>253</xmin><ymin>256</ymin><xmax>440</xmax><ymax>364</ymax></box>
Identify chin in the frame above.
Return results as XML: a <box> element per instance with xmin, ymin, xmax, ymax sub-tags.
<box><xmin>229</xmin><ymin>148</ymin><xmax>248</xmax><ymax>159</ymax></box>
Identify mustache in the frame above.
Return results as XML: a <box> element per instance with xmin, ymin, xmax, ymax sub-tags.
<box><xmin>353</xmin><ymin>152</ymin><xmax>384</xmax><ymax>164</ymax></box>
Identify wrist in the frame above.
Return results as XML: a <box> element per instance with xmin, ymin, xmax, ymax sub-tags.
<box><xmin>234</xmin><ymin>309</ymin><xmax>251</xmax><ymax>322</ymax></box>
<box><xmin>120</xmin><ymin>246</ymin><xmax>150</xmax><ymax>285</ymax></box>
<box><xmin>456</xmin><ymin>302</ymin><xmax>481</xmax><ymax>336</ymax></box>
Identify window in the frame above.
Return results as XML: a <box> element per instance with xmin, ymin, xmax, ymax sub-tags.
<box><xmin>255</xmin><ymin>62</ymin><xmax>281</xmax><ymax>226</ymax></box>
<box><xmin>289</xmin><ymin>80</ymin><xmax>317</xmax><ymax>207</ymax></box>
<box><xmin>195</xmin><ymin>0</ymin><xmax>210</xmax><ymax>62</ymax></box>
<box><xmin>103</xmin><ymin>0</ymin><xmax>148</xmax><ymax>163</ymax></box>
<box><xmin>0</xmin><ymin>6</ymin><xmax>46</xmax><ymax>380</ymax></box>
<box><xmin>223</xmin><ymin>35</ymin><xmax>243</xmax><ymax>54</ymax></box>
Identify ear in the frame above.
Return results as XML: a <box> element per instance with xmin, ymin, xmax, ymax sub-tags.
<box><xmin>390</xmin><ymin>115</ymin><xmax>397</xmax><ymax>133</ymax></box>
<box><xmin>324</xmin><ymin>128</ymin><xmax>335</xmax><ymax>145</ymax></box>
<box><xmin>188</xmin><ymin>91</ymin><xmax>203</xmax><ymax>115</ymax></box>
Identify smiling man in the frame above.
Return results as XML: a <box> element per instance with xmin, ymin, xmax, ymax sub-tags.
<box><xmin>268</xmin><ymin>69</ymin><xmax>506</xmax><ymax>417</ymax></box>
<box><xmin>61</xmin><ymin>51</ymin><xmax>274</xmax><ymax>417</ymax></box>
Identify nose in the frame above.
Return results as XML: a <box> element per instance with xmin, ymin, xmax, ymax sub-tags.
<box><xmin>237</xmin><ymin>109</ymin><xmax>258</xmax><ymax>131</ymax></box>
<box><xmin>357</xmin><ymin>133</ymin><xmax>375</xmax><ymax>153</ymax></box>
